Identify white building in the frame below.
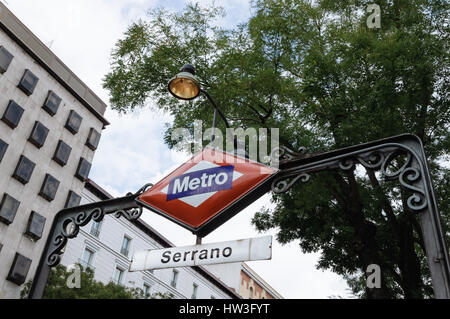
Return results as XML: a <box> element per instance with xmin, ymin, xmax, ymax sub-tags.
<box><xmin>0</xmin><ymin>3</ymin><xmax>108</xmax><ymax>298</ymax></box>
<box><xmin>60</xmin><ymin>179</ymin><xmax>240</xmax><ymax>299</ymax></box>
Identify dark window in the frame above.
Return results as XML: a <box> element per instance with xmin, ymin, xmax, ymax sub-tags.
<box><xmin>28</xmin><ymin>121</ymin><xmax>49</xmax><ymax>148</ymax></box>
<box><xmin>53</xmin><ymin>140</ymin><xmax>72</xmax><ymax>166</ymax></box>
<box><xmin>65</xmin><ymin>191</ymin><xmax>81</xmax><ymax>208</ymax></box>
<box><xmin>7</xmin><ymin>253</ymin><xmax>32</xmax><ymax>285</ymax></box>
<box><xmin>86</xmin><ymin>128</ymin><xmax>101</xmax><ymax>151</ymax></box>
<box><xmin>75</xmin><ymin>157</ymin><xmax>91</xmax><ymax>181</ymax></box>
<box><xmin>0</xmin><ymin>193</ymin><xmax>20</xmax><ymax>225</ymax></box>
<box><xmin>1</xmin><ymin>100</ymin><xmax>24</xmax><ymax>129</ymax></box>
<box><xmin>24</xmin><ymin>211</ymin><xmax>46</xmax><ymax>240</ymax></box>
<box><xmin>0</xmin><ymin>139</ymin><xmax>8</xmax><ymax>162</ymax></box>
<box><xmin>42</xmin><ymin>91</ymin><xmax>61</xmax><ymax>116</ymax></box>
<box><xmin>0</xmin><ymin>46</ymin><xmax>14</xmax><ymax>74</ymax></box>
<box><xmin>18</xmin><ymin>69</ymin><xmax>39</xmax><ymax>96</ymax></box>
<box><xmin>39</xmin><ymin>174</ymin><xmax>60</xmax><ymax>202</ymax></box>
<box><xmin>12</xmin><ymin>155</ymin><xmax>36</xmax><ymax>185</ymax></box>
<box><xmin>65</xmin><ymin>110</ymin><xmax>82</xmax><ymax>134</ymax></box>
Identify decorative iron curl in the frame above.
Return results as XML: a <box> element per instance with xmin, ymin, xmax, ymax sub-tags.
<box><xmin>272</xmin><ymin>145</ymin><xmax>428</xmax><ymax>213</ymax></box>
<box><xmin>270</xmin><ymin>145</ymin><xmax>307</xmax><ymax>165</ymax></box>
<box><xmin>338</xmin><ymin>151</ymin><xmax>385</xmax><ymax>171</ymax></box>
<box><xmin>129</xmin><ymin>183</ymin><xmax>154</xmax><ymax>196</ymax></box>
<box><xmin>399</xmin><ymin>167</ymin><xmax>427</xmax><ymax>212</ymax></box>
<box><xmin>114</xmin><ymin>206</ymin><xmax>143</xmax><ymax>221</ymax></box>
<box><xmin>272</xmin><ymin>173</ymin><xmax>310</xmax><ymax>194</ymax></box>
<box><xmin>47</xmin><ymin>207</ymin><xmax>106</xmax><ymax>267</ymax></box>
<box><xmin>46</xmin><ymin>183</ymin><xmax>154</xmax><ymax>267</ymax></box>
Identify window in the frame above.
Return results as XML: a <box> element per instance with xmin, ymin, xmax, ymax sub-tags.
<box><xmin>86</xmin><ymin>128</ymin><xmax>101</xmax><ymax>151</ymax></box>
<box><xmin>143</xmin><ymin>283</ymin><xmax>151</xmax><ymax>298</ymax></box>
<box><xmin>112</xmin><ymin>267</ymin><xmax>124</xmax><ymax>285</ymax></box>
<box><xmin>0</xmin><ymin>139</ymin><xmax>8</xmax><ymax>163</ymax></box>
<box><xmin>90</xmin><ymin>220</ymin><xmax>101</xmax><ymax>237</ymax></box>
<box><xmin>80</xmin><ymin>248</ymin><xmax>94</xmax><ymax>271</ymax></box>
<box><xmin>75</xmin><ymin>157</ymin><xmax>91</xmax><ymax>181</ymax></box>
<box><xmin>249</xmin><ymin>287</ymin><xmax>253</xmax><ymax>299</ymax></box>
<box><xmin>53</xmin><ymin>140</ymin><xmax>72</xmax><ymax>166</ymax></box>
<box><xmin>191</xmin><ymin>283</ymin><xmax>198</xmax><ymax>299</ymax></box>
<box><xmin>0</xmin><ymin>193</ymin><xmax>20</xmax><ymax>225</ymax></box>
<box><xmin>170</xmin><ymin>269</ymin><xmax>179</xmax><ymax>288</ymax></box>
<box><xmin>18</xmin><ymin>69</ymin><xmax>39</xmax><ymax>96</ymax></box>
<box><xmin>0</xmin><ymin>46</ymin><xmax>13</xmax><ymax>74</ymax></box>
<box><xmin>64</xmin><ymin>191</ymin><xmax>81</xmax><ymax>208</ymax></box>
<box><xmin>24</xmin><ymin>211</ymin><xmax>46</xmax><ymax>240</ymax></box>
<box><xmin>12</xmin><ymin>155</ymin><xmax>36</xmax><ymax>185</ymax></box>
<box><xmin>1</xmin><ymin>100</ymin><xmax>24</xmax><ymax>129</ymax></box>
<box><xmin>28</xmin><ymin>121</ymin><xmax>49</xmax><ymax>148</ymax></box>
<box><xmin>65</xmin><ymin>110</ymin><xmax>82</xmax><ymax>134</ymax></box>
<box><xmin>120</xmin><ymin>236</ymin><xmax>131</xmax><ymax>257</ymax></box>
<box><xmin>7</xmin><ymin>253</ymin><xmax>32</xmax><ymax>285</ymax></box>
<box><xmin>42</xmin><ymin>91</ymin><xmax>61</xmax><ymax>116</ymax></box>
<box><xmin>39</xmin><ymin>174</ymin><xmax>60</xmax><ymax>202</ymax></box>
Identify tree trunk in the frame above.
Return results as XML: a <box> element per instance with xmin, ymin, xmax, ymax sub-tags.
<box><xmin>333</xmin><ymin>170</ymin><xmax>392</xmax><ymax>298</ymax></box>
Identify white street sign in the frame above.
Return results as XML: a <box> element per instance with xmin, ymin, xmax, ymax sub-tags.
<box><xmin>129</xmin><ymin>235</ymin><xmax>272</xmax><ymax>271</ymax></box>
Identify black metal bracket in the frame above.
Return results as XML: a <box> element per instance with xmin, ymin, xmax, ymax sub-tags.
<box><xmin>270</xmin><ymin>134</ymin><xmax>450</xmax><ymax>299</ymax></box>
<box><xmin>27</xmin><ymin>183</ymin><xmax>153</xmax><ymax>299</ymax></box>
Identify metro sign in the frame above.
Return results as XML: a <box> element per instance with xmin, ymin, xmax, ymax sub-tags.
<box><xmin>137</xmin><ymin>147</ymin><xmax>277</xmax><ymax>237</ymax></box>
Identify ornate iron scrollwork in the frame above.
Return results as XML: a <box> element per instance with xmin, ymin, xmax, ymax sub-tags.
<box><xmin>270</xmin><ymin>145</ymin><xmax>307</xmax><ymax>165</ymax></box>
<box><xmin>271</xmin><ymin>142</ymin><xmax>428</xmax><ymax>213</ymax></box>
<box><xmin>46</xmin><ymin>183</ymin><xmax>153</xmax><ymax>267</ymax></box>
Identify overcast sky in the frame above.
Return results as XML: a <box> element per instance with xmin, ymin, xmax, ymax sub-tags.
<box><xmin>5</xmin><ymin>0</ymin><xmax>351</xmax><ymax>298</ymax></box>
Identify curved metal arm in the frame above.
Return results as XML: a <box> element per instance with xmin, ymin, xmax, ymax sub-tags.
<box><xmin>28</xmin><ymin>183</ymin><xmax>153</xmax><ymax>299</ymax></box>
<box><xmin>200</xmin><ymin>88</ymin><xmax>230</xmax><ymax>129</ymax></box>
<box><xmin>270</xmin><ymin>134</ymin><xmax>450</xmax><ymax>299</ymax></box>
<box><xmin>199</xmin><ymin>89</ymin><xmax>236</xmax><ymax>148</ymax></box>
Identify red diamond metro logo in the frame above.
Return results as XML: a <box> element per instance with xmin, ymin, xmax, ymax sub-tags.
<box><xmin>137</xmin><ymin>147</ymin><xmax>277</xmax><ymax>236</ymax></box>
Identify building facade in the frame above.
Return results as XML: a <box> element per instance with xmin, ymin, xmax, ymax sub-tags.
<box><xmin>206</xmin><ymin>262</ymin><xmax>283</xmax><ymax>299</ymax></box>
<box><xmin>60</xmin><ymin>179</ymin><xmax>240</xmax><ymax>299</ymax></box>
<box><xmin>0</xmin><ymin>3</ymin><xmax>108</xmax><ymax>298</ymax></box>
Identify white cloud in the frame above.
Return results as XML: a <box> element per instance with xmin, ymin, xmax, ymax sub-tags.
<box><xmin>5</xmin><ymin>0</ymin><xmax>350</xmax><ymax>298</ymax></box>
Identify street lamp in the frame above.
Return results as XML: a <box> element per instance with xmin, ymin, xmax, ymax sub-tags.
<box><xmin>168</xmin><ymin>64</ymin><xmax>200</xmax><ymax>100</ymax></box>
<box><xmin>168</xmin><ymin>64</ymin><xmax>232</xmax><ymax>145</ymax></box>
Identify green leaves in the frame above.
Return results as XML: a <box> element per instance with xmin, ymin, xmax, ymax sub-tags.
<box><xmin>21</xmin><ymin>264</ymin><xmax>171</xmax><ymax>299</ymax></box>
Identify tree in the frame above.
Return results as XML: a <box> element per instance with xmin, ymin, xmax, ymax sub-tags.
<box><xmin>103</xmin><ymin>0</ymin><xmax>449</xmax><ymax>298</ymax></box>
<box><xmin>21</xmin><ymin>264</ymin><xmax>173</xmax><ymax>299</ymax></box>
